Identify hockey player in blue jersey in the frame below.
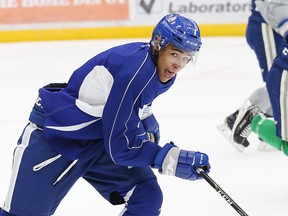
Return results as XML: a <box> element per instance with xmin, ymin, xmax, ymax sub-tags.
<box><xmin>230</xmin><ymin>1</ymin><xmax>288</xmax><ymax>155</ymax></box>
<box><xmin>217</xmin><ymin>0</ymin><xmax>284</xmax><ymax>152</ymax></box>
<box><xmin>0</xmin><ymin>13</ymin><xmax>210</xmax><ymax>216</ymax></box>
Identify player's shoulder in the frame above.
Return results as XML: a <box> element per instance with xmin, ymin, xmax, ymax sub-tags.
<box><xmin>109</xmin><ymin>42</ymin><xmax>153</xmax><ymax>69</ymax></box>
<box><xmin>112</xmin><ymin>42</ymin><xmax>150</xmax><ymax>56</ymax></box>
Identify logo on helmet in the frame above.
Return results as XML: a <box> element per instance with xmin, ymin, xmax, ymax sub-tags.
<box><xmin>166</xmin><ymin>15</ymin><xmax>177</xmax><ymax>23</ymax></box>
<box><xmin>187</xmin><ymin>40</ymin><xmax>199</xmax><ymax>47</ymax></box>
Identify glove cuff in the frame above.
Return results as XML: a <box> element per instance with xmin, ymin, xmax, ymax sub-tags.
<box><xmin>153</xmin><ymin>142</ymin><xmax>180</xmax><ymax>176</ymax></box>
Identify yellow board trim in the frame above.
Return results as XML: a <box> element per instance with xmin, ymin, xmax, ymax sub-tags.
<box><xmin>0</xmin><ymin>24</ymin><xmax>247</xmax><ymax>42</ymax></box>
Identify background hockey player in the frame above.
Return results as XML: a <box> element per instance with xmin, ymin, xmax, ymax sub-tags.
<box><xmin>230</xmin><ymin>1</ymin><xmax>288</xmax><ymax>156</ymax></box>
<box><xmin>0</xmin><ymin>13</ymin><xmax>210</xmax><ymax>216</ymax></box>
<box><xmin>217</xmin><ymin>0</ymin><xmax>283</xmax><ymax>152</ymax></box>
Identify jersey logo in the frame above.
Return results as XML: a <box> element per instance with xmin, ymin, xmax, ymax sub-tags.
<box><xmin>35</xmin><ymin>97</ymin><xmax>43</xmax><ymax>108</ymax></box>
<box><xmin>283</xmin><ymin>47</ymin><xmax>288</xmax><ymax>56</ymax></box>
<box><xmin>138</xmin><ymin>103</ymin><xmax>152</xmax><ymax>120</ymax></box>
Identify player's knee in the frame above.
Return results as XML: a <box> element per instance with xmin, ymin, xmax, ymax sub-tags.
<box><xmin>141</xmin><ymin>179</ymin><xmax>163</xmax><ymax>209</ymax></box>
<box><xmin>123</xmin><ymin>179</ymin><xmax>163</xmax><ymax>216</ymax></box>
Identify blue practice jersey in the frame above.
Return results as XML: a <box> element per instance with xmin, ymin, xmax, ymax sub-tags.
<box><xmin>29</xmin><ymin>42</ymin><xmax>176</xmax><ymax>166</ymax></box>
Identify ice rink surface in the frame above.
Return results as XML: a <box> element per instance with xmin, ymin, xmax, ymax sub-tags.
<box><xmin>1</xmin><ymin>37</ymin><xmax>288</xmax><ymax>216</ymax></box>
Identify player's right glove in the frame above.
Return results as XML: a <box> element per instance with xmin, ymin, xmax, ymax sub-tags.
<box><xmin>153</xmin><ymin>142</ymin><xmax>211</xmax><ymax>180</ymax></box>
<box><xmin>255</xmin><ymin>0</ymin><xmax>288</xmax><ymax>36</ymax></box>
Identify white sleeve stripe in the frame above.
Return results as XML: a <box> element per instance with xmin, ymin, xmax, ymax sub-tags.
<box><xmin>45</xmin><ymin>119</ymin><xmax>100</xmax><ymax>131</ymax></box>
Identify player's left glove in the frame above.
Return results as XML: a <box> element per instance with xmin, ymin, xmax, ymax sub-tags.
<box><xmin>142</xmin><ymin>114</ymin><xmax>160</xmax><ymax>144</ymax></box>
<box><xmin>153</xmin><ymin>142</ymin><xmax>211</xmax><ymax>180</ymax></box>
<box><xmin>255</xmin><ymin>0</ymin><xmax>288</xmax><ymax>36</ymax></box>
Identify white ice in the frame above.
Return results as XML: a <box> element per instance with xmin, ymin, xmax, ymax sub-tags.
<box><xmin>1</xmin><ymin>37</ymin><xmax>287</xmax><ymax>216</ymax></box>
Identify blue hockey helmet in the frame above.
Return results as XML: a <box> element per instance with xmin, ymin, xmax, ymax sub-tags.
<box><xmin>151</xmin><ymin>13</ymin><xmax>202</xmax><ymax>53</ymax></box>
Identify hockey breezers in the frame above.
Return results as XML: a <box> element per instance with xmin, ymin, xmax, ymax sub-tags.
<box><xmin>196</xmin><ymin>168</ymin><xmax>249</xmax><ymax>216</ymax></box>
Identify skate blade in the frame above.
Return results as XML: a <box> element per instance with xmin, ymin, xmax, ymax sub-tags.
<box><xmin>217</xmin><ymin>123</ymin><xmax>246</xmax><ymax>152</ymax></box>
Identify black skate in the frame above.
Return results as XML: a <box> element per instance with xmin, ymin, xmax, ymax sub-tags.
<box><xmin>218</xmin><ymin>100</ymin><xmax>259</xmax><ymax>152</ymax></box>
<box><xmin>231</xmin><ymin>104</ymin><xmax>261</xmax><ymax>149</ymax></box>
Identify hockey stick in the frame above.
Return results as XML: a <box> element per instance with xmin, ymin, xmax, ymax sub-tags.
<box><xmin>196</xmin><ymin>168</ymin><xmax>249</xmax><ymax>216</ymax></box>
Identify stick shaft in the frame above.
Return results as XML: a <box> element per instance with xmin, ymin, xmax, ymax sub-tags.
<box><xmin>197</xmin><ymin>168</ymin><xmax>249</xmax><ymax>216</ymax></box>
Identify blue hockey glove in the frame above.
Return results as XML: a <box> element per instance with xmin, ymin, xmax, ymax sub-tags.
<box><xmin>153</xmin><ymin>142</ymin><xmax>211</xmax><ymax>181</ymax></box>
<box><xmin>142</xmin><ymin>114</ymin><xmax>160</xmax><ymax>144</ymax></box>
<box><xmin>135</xmin><ymin>128</ymin><xmax>159</xmax><ymax>144</ymax></box>
<box><xmin>136</xmin><ymin>123</ymin><xmax>159</xmax><ymax>144</ymax></box>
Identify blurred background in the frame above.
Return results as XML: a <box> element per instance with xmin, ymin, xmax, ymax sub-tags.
<box><xmin>0</xmin><ymin>0</ymin><xmax>250</xmax><ymax>42</ymax></box>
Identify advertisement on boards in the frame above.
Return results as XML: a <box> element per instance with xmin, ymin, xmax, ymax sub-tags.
<box><xmin>0</xmin><ymin>0</ymin><xmax>252</xmax><ymax>41</ymax></box>
<box><xmin>0</xmin><ymin>0</ymin><xmax>251</xmax><ymax>25</ymax></box>
<box><xmin>132</xmin><ymin>0</ymin><xmax>251</xmax><ymax>25</ymax></box>
<box><xmin>0</xmin><ymin>0</ymin><xmax>128</xmax><ymax>24</ymax></box>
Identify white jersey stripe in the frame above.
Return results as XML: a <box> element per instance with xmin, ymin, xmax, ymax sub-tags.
<box><xmin>280</xmin><ymin>70</ymin><xmax>288</xmax><ymax>140</ymax></box>
<box><xmin>262</xmin><ymin>23</ymin><xmax>277</xmax><ymax>71</ymax></box>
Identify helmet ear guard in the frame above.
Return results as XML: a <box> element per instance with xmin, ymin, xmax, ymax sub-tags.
<box><xmin>151</xmin><ymin>34</ymin><xmax>162</xmax><ymax>51</ymax></box>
